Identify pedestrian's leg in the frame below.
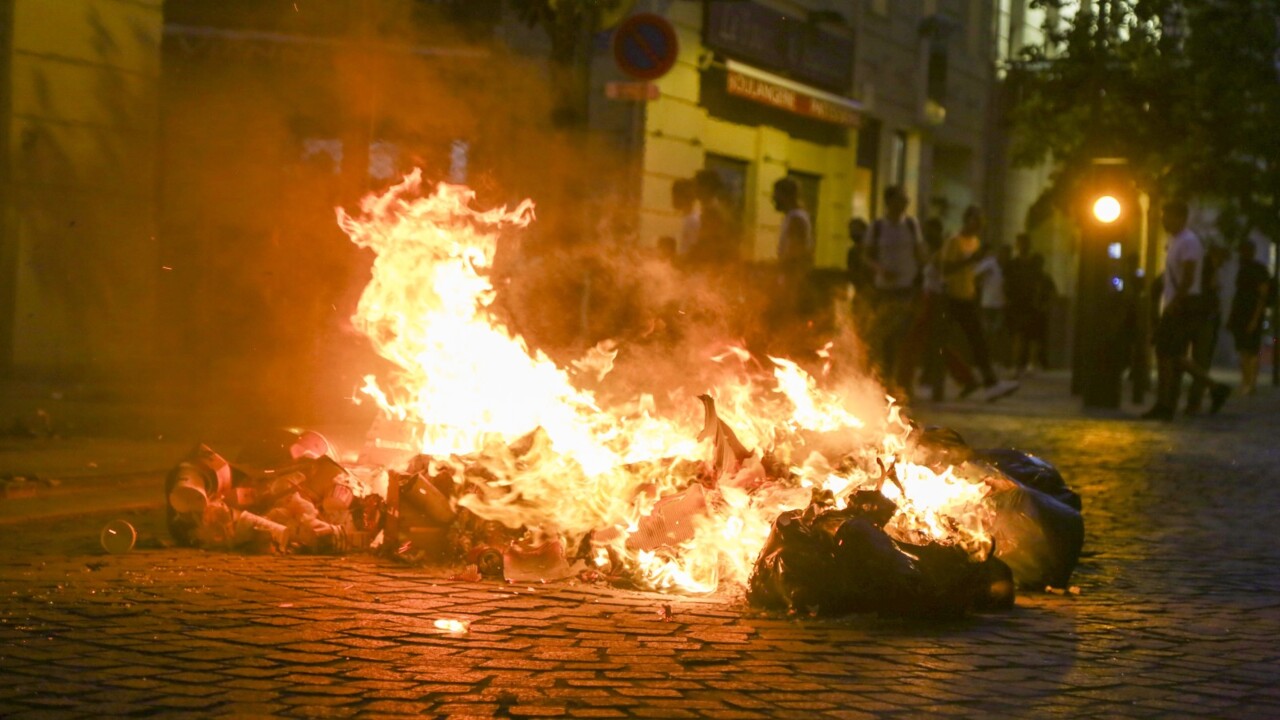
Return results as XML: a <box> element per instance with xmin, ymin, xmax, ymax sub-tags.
<box><xmin>894</xmin><ymin>297</ymin><xmax>931</xmax><ymax>396</ymax></box>
<box><xmin>942</xmin><ymin>348</ymin><xmax>979</xmax><ymax>393</ymax></box>
<box><xmin>1186</xmin><ymin>316</ymin><xmax>1218</xmax><ymax>412</ymax></box>
<box><xmin>950</xmin><ymin>299</ymin><xmax>998</xmax><ymax>386</ymax></box>
<box><xmin>1241</xmin><ymin>353</ymin><xmax>1258</xmax><ymax>394</ymax></box>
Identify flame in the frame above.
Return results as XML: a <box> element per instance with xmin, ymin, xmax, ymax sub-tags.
<box><xmin>340</xmin><ymin>172</ymin><xmax>995</xmax><ymax>594</ymax></box>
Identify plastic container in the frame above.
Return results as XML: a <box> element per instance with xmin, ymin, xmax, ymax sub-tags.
<box><xmin>100</xmin><ymin>520</ymin><xmax>137</xmax><ymax>554</ymax></box>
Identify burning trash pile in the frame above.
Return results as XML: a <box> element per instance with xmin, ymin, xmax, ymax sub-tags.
<box><xmin>162</xmin><ymin>172</ymin><xmax>1083</xmax><ymax>618</ymax></box>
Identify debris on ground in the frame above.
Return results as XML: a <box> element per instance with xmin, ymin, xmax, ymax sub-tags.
<box><xmin>162</xmin><ymin>408</ymin><xmax>1083</xmax><ymax>621</ymax></box>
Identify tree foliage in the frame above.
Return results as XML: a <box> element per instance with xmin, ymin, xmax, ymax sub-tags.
<box><xmin>1007</xmin><ymin>0</ymin><xmax>1280</xmax><ymax>239</ymax></box>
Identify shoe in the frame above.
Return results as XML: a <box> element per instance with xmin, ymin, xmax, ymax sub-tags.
<box><xmin>1139</xmin><ymin>405</ymin><xmax>1174</xmax><ymax>421</ymax></box>
<box><xmin>958</xmin><ymin>382</ymin><xmax>980</xmax><ymax>400</ymax></box>
<box><xmin>983</xmin><ymin>380</ymin><xmax>1020</xmax><ymax>402</ymax></box>
<box><xmin>1210</xmin><ymin>384</ymin><xmax>1230</xmax><ymax>414</ymax></box>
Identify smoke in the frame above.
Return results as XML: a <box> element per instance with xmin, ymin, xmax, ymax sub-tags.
<box><xmin>150</xmin><ymin>1</ymin><xmax>641</xmax><ymax>433</ymax></box>
<box><xmin>148</xmin><ymin>0</ymin><xmax>886</xmax><ymax>441</ymax></box>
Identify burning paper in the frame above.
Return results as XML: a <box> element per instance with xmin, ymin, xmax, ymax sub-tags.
<box><xmin>336</xmin><ymin>172</ymin><xmax>1010</xmax><ymax>597</ymax></box>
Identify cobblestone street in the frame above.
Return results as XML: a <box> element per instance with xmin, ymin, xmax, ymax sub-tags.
<box><xmin>2</xmin><ymin>374</ymin><xmax>1279</xmax><ymax>718</ymax></box>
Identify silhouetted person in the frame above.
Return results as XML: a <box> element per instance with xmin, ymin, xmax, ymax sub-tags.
<box><xmin>864</xmin><ymin>185</ymin><xmax>925</xmax><ymax>380</ymax></box>
<box><xmin>846</xmin><ymin>217</ymin><xmax>871</xmax><ymax>294</ymax></box>
<box><xmin>1005</xmin><ymin>233</ymin><xmax>1035</xmax><ymax>376</ymax></box>
<box><xmin>894</xmin><ymin>216</ymin><xmax>980</xmax><ymax>401</ymax></box>
<box><xmin>771</xmin><ymin>177</ymin><xmax>814</xmax><ymax>329</ymax></box>
<box><xmin>670</xmin><ymin>178</ymin><xmax>699</xmax><ymax>258</ymax></box>
<box><xmin>1228</xmin><ymin>239</ymin><xmax>1273</xmax><ymax>396</ymax></box>
<box><xmin>688</xmin><ymin>169</ymin><xmax>737</xmax><ymax>265</ymax></box>
<box><xmin>940</xmin><ymin>206</ymin><xmax>1019</xmax><ymax>401</ymax></box>
<box><xmin>1187</xmin><ymin>243</ymin><xmax>1228</xmax><ymax>414</ymax></box>
<box><xmin>1142</xmin><ymin>200</ymin><xmax>1230</xmax><ymax>420</ymax></box>
<box><xmin>1017</xmin><ymin>253</ymin><xmax>1055</xmax><ymax>373</ymax></box>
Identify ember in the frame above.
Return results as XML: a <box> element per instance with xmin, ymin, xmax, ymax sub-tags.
<box><xmin>162</xmin><ymin>173</ymin><xmax>1084</xmax><ymax>618</ymax></box>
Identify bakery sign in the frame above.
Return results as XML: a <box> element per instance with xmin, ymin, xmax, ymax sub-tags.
<box><xmin>725</xmin><ymin>60</ymin><xmax>862</xmax><ymax>127</ymax></box>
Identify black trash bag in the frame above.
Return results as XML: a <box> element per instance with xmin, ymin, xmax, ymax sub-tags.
<box><xmin>747</xmin><ymin>507</ymin><xmax>849</xmax><ymax>613</ymax></box>
<box><xmin>748</xmin><ymin>493</ymin><xmax>1014</xmax><ymax>618</ymax></box>
<box><xmin>982</xmin><ymin>470</ymin><xmax>1084</xmax><ymax>589</ymax></box>
<box><xmin>913</xmin><ymin>434</ymin><xmax>1085</xmax><ymax>590</ymax></box>
<box><xmin>976</xmin><ymin>448</ymin><xmax>1081</xmax><ymax>511</ymax></box>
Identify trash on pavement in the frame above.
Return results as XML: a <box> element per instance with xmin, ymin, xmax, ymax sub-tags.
<box><xmin>100</xmin><ymin>519</ymin><xmax>137</xmax><ymax>554</ymax></box>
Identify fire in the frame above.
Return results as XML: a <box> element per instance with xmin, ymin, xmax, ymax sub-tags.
<box><xmin>339</xmin><ymin>171</ymin><xmax>994</xmax><ymax>594</ymax></box>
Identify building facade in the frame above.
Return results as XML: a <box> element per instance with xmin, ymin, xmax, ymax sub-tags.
<box><xmin>620</xmin><ymin>0</ymin><xmax>1004</xmax><ymax>269</ymax></box>
<box><xmin>0</xmin><ymin>0</ymin><xmax>164</xmax><ymax>376</ymax></box>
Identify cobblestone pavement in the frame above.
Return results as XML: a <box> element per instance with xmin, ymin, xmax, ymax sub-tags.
<box><xmin>2</xmin><ymin>375</ymin><xmax>1279</xmax><ymax>718</ymax></box>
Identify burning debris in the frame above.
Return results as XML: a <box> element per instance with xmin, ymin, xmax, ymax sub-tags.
<box><xmin>161</xmin><ymin>173</ymin><xmax>1084</xmax><ymax>619</ymax></box>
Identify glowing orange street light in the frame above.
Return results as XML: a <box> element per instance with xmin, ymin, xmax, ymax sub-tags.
<box><xmin>1092</xmin><ymin>195</ymin><xmax>1122</xmax><ymax>223</ymax></box>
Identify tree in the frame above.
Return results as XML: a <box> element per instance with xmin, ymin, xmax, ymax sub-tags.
<box><xmin>1005</xmin><ymin>1</ymin><xmax>1190</xmax><ymax>215</ymax></box>
<box><xmin>1007</xmin><ymin>0</ymin><xmax>1280</xmax><ymax>240</ymax></box>
<box><xmin>1179</xmin><ymin>0</ymin><xmax>1280</xmax><ymax>242</ymax></box>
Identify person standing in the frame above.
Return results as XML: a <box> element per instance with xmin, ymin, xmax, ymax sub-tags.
<box><xmin>670</xmin><ymin>178</ymin><xmax>699</xmax><ymax>258</ymax></box>
<box><xmin>940</xmin><ymin>206</ymin><xmax>1019</xmax><ymax>401</ymax></box>
<box><xmin>864</xmin><ymin>185</ymin><xmax>926</xmax><ymax>380</ymax></box>
<box><xmin>1227</xmin><ymin>239</ymin><xmax>1273</xmax><ymax>396</ymax></box>
<box><xmin>771</xmin><ymin>177</ymin><xmax>815</xmax><ymax>329</ymax></box>
<box><xmin>1019</xmin><ymin>253</ymin><xmax>1056</xmax><ymax>373</ymax></box>
<box><xmin>688</xmin><ymin>169</ymin><xmax>737</xmax><ymax>265</ymax></box>
<box><xmin>1004</xmin><ymin>233</ymin><xmax>1035</xmax><ymax>376</ymax></box>
<box><xmin>1141</xmin><ymin>200</ymin><xmax>1230</xmax><ymax>420</ymax></box>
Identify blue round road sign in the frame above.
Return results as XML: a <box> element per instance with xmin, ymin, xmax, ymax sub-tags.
<box><xmin>612</xmin><ymin>13</ymin><xmax>679</xmax><ymax>81</ymax></box>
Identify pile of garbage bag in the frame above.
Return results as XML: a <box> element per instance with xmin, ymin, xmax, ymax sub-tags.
<box><xmin>746</xmin><ymin>427</ymin><xmax>1085</xmax><ymax>617</ymax></box>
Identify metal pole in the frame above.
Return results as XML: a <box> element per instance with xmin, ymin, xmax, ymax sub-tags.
<box><xmin>1272</xmin><ymin>243</ymin><xmax>1279</xmax><ymax>386</ymax></box>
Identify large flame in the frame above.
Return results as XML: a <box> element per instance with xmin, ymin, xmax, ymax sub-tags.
<box><xmin>339</xmin><ymin>172</ymin><xmax>993</xmax><ymax>593</ymax></box>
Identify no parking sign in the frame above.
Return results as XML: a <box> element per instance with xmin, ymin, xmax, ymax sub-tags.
<box><xmin>612</xmin><ymin>13</ymin><xmax>679</xmax><ymax>81</ymax></box>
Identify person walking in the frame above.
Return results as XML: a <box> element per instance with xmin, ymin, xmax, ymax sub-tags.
<box><xmin>1227</xmin><ymin>239</ymin><xmax>1273</xmax><ymax>396</ymax></box>
<box><xmin>939</xmin><ymin>206</ymin><xmax>1019</xmax><ymax>402</ymax></box>
<box><xmin>1186</xmin><ymin>243</ymin><xmax>1228</xmax><ymax>414</ymax></box>
<box><xmin>893</xmin><ymin>217</ymin><xmax>980</xmax><ymax>401</ymax></box>
<box><xmin>864</xmin><ymin>185</ymin><xmax>926</xmax><ymax>381</ymax></box>
<box><xmin>1141</xmin><ymin>200</ymin><xmax>1230</xmax><ymax>420</ymax></box>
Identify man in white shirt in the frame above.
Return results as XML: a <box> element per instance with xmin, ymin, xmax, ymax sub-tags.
<box><xmin>1142</xmin><ymin>200</ymin><xmax>1230</xmax><ymax>420</ymax></box>
<box><xmin>863</xmin><ymin>185</ymin><xmax>926</xmax><ymax>379</ymax></box>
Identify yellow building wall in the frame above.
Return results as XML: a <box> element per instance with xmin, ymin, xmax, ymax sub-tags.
<box><xmin>5</xmin><ymin>0</ymin><xmax>162</xmax><ymax>374</ymax></box>
<box><xmin>638</xmin><ymin>3</ymin><xmax>858</xmax><ymax>270</ymax></box>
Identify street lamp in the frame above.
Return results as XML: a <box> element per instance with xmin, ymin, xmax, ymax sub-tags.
<box><xmin>1092</xmin><ymin>195</ymin><xmax>1121</xmax><ymax>224</ymax></box>
<box><xmin>1072</xmin><ymin>162</ymin><xmax>1139</xmax><ymax>409</ymax></box>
